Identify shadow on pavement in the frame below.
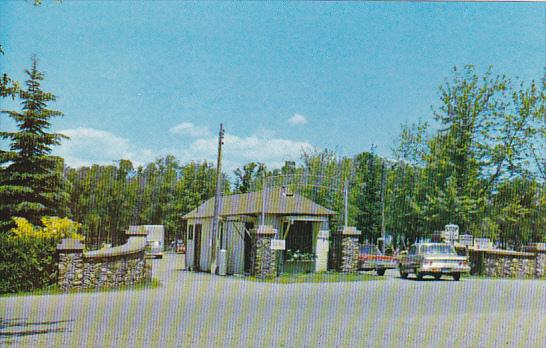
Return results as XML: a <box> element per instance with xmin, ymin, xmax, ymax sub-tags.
<box><xmin>0</xmin><ymin>318</ymin><xmax>72</xmax><ymax>338</ymax></box>
<box><xmin>396</xmin><ymin>276</ymin><xmax>455</xmax><ymax>282</ymax></box>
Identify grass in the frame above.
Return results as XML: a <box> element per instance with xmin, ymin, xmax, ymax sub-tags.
<box><xmin>246</xmin><ymin>271</ymin><xmax>381</xmax><ymax>284</ymax></box>
<box><xmin>0</xmin><ymin>278</ymin><xmax>161</xmax><ymax>298</ymax></box>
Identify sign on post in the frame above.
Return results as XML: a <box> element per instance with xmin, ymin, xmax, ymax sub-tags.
<box><xmin>474</xmin><ymin>238</ymin><xmax>491</xmax><ymax>249</ymax></box>
<box><xmin>270</xmin><ymin>239</ymin><xmax>286</xmax><ymax>250</ymax></box>
<box><xmin>459</xmin><ymin>234</ymin><xmax>473</xmax><ymax>246</ymax></box>
<box><xmin>444</xmin><ymin>224</ymin><xmax>459</xmax><ymax>242</ymax></box>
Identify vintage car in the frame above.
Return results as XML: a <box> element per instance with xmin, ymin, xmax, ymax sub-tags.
<box><xmin>399</xmin><ymin>243</ymin><xmax>470</xmax><ymax>281</ymax></box>
<box><xmin>358</xmin><ymin>245</ymin><xmax>398</xmax><ymax>276</ymax></box>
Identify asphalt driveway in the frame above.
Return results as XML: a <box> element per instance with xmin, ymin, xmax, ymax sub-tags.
<box><xmin>1</xmin><ymin>254</ymin><xmax>545</xmax><ymax>347</ymax></box>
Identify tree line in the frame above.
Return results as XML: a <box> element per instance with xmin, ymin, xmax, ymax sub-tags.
<box><xmin>1</xmin><ymin>59</ymin><xmax>544</xmax><ymax>250</ymax></box>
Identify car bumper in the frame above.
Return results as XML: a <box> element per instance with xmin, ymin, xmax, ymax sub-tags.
<box><xmin>360</xmin><ymin>263</ymin><xmax>398</xmax><ymax>270</ymax></box>
<box><xmin>419</xmin><ymin>266</ymin><xmax>470</xmax><ymax>273</ymax></box>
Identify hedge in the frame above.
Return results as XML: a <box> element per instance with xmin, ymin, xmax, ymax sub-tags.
<box><xmin>0</xmin><ymin>234</ymin><xmax>58</xmax><ymax>294</ymax></box>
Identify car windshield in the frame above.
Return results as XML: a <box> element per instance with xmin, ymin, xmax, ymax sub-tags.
<box><xmin>360</xmin><ymin>246</ymin><xmax>379</xmax><ymax>255</ymax></box>
<box><xmin>420</xmin><ymin>244</ymin><xmax>456</xmax><ymax>255</ymax></box>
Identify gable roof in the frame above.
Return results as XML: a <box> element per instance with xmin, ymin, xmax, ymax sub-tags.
<box><xmin>182</xmin><ymin>188</ymin><xmax>336</xmax><ymax>219</ymax></box>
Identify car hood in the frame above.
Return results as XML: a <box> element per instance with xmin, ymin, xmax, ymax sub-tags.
<box><xmin>359</xmin><ymin>255</ymin><xmax>397</xmax><ymax>261</ymax></box>
<box><xmin>422</xmin><ymin>255</ymin><xmax>467</xmax><ymax>261</ymax></box>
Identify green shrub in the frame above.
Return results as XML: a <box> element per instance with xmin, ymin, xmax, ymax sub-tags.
<box><xmin>0</xmin><ymin>234</ymin><xmax>57</xmax><ymax>294</ymax></box>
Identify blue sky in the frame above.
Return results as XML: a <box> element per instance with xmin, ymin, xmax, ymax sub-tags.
<box><xmin>1</xmin><ymin>2</ymin><xmax>544</xmax><ymax>171</ymax></box>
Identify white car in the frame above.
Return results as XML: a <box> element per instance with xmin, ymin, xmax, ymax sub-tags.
<box><xmin>399</xmin><ymin>243</ymin><xmax>470</xmax><ymax>281</ymax></box>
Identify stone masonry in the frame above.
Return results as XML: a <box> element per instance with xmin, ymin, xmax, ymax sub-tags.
<box><xmin>57</xmin><ymin>237</ymin><xmax>151</xmax><ymax>291</ymax></box>
<box><xmin>339</xmin><ymin>226</ymin><xmax>361</xmax><ymax>273</ymax></box>
<box><xmin>467</xmin><ymin>248</ymin><xmax>546</xmax><ymax>279</ymax></box>
<box><xmin>251</xmin><ymin>225</ymin><xmax>277</xmax><ymax>279</ymax></box>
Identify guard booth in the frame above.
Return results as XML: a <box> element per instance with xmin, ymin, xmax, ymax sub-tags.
<box><xmin>182</xmin><ymin>188</ymin><xmax>335</xmax><ymax>275</ymax></box>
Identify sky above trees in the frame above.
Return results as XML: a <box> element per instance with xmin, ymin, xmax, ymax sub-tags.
<box><xmin>1</xmin><ymin>2</ymin><xmax>544</xmax><ymax>171</ymax></box>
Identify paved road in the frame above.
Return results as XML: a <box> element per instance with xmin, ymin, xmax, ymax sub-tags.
<box><xmin>1</xmin><ymin>254</ymin><xmax>545</xmax><ymax>348</ymax></box>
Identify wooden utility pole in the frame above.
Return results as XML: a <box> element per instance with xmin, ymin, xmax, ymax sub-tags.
<box><xmin>210</xmin><ymin>123</ymin><xmax>224</xmax><ymax>274</ymax></box>
<box><xmin>380</xmin><ymin>161</ymin><xmax>386</xmax><ymax>254</ymax></box>
<box><xmin>344</xmin><ymin>178</ymin><xmax>349</xmax><ymax>228</ymax></box>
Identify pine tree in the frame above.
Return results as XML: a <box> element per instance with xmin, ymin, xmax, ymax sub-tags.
<box><xmin>0</xmin><ymin>57</ymin><xmax>69</xmax><ymax>232</ymax></box>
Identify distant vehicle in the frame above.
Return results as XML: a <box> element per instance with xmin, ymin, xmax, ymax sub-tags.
<box><xmin>129</xmin><ymin>225</ymin><xmax>164</xmax><ymax>259</ymax></box>
<box><xmin>358</xmin><ymin>245</ymin><xmax>398</xmax><ymax>276</ymax></box>
<box><xmin>175</xmin><ymin>240</ymin><xmax>186</xmax><ymax>254</ymax></box>
<box><xmin>146</xmin><ymin>240</ymin><xmax>163</xmax><ymax>259</ymax></box>
<box><xmin>398</xmin><ymin>243</ymin><xmax>470</xmax><ymax>281</ymax></box>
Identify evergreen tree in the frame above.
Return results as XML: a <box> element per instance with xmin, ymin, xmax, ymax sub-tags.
<box><xmin>0</xmin><ymin>57</ymin><xmax>68</xmax><ymax>232</ymax></box>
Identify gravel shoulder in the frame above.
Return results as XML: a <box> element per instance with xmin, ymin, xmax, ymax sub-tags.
<box><xmin>1</xmin><ymin>254</ymin><xmax>545</xmax><ymax>347</ymax></box>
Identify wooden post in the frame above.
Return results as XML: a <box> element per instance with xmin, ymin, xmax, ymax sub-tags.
<box><xmin>210</xmin><ymin>123</ymin><xmax>224</xmax><ymax>274</ymax></box>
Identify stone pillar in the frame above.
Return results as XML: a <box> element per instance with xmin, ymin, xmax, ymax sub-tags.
<box><xmin>57</xmin><ymin>238</ymin><xmax>85</xmax><ymax>291</ymax></box>
<box><xmin>536</xmin><ymin>252</ymin><xmax>545</xmax><ymax>278</ymax></box>
<box><xmin>335</xmin><ymin>226</ymin><xmax>361</xmax><ymax>273</ymax></box>
<box><xmin>251</xmin><ymin>225</ymin><xmax>277</xmax><ymax>279</ymax></box>
<box><xmin>315</xmin><ymin>230</ymin><xmax>329</xmax><ymax>272</ymax></box>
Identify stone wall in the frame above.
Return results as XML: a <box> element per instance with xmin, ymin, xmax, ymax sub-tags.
<box><xmin>335</xmin><ymin>226</ymin><xmax>361</xmax><ymax>273</ymax></box>
<box><xmin>340</xmin><ymin>237</ymin><xmax>360</xmax><ymax>273</ymax></box>
<box><xmin>250</xmin><ymin>225</ymin><xmax>277</xmax><ymax>279</ymax></box>
<box><xmin>57</xmin><ymin>237</ymin><xmax>151</xmax><ymax>291</ymax></box>
<box><xmin>466</xmin><ymin>248</ymin><xmax>546</xmax><ymax>279</ymax></box>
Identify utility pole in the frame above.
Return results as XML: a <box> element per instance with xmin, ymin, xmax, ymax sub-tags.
<box><xmin>380</xmin><ymin>161</ymin><xmax>386</xmax><ymax>254</ymax></box>
<box><xmin>210</xmin><ymin>123</ymin><xmax>224</xmax><ymax>274</ymax></box>
<box><xmin>344</xmin><ymin>178</ymin><xmax>349</xmax><ymax>228</ymax></box>
<box><xmin>261</xmin><ymin>169</ymin><xmax>266</xmax><ymax>226</ymax></box>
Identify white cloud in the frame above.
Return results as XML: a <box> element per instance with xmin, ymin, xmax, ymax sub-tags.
<box><xmin>179</xmin><ymin>131</ymin><xmax>314</xmax><ymax>172</ymax></box>
<box><xmin>169</xmin><ymin>122</ymin><xmax>210</xmax><ymax>137</ymax></box>
<box><xmin>55</xmin><ymin>126</ymin><xmax>314</xmax><ymax>172</ymax></box>
<box><xmin>288</xmin><ymin>113</ymin><xmax>308</xmax><ymax>125</ymax></box>
<box><xmin>55</xmin><ymin>127</ymin><xmax>155</xmax><ymax>168</ymax></box>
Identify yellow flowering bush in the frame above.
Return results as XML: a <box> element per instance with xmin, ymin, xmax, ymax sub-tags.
<box><xmin>10</xmin><ymin>216</ymin><xmax>85</xmax><ymax>241</ymax></box>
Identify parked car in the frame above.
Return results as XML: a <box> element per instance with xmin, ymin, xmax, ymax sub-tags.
<box><xmin>358</xmin><ymin>244</ymin><xmax>398</xmax><ymax>276</ymax></box>
<box><xmin>175</xmin><ymin>240</ymin><xmax>186</xmax><ymax>254</ymax></box>
<box><xmin>398</xmin><ymin>243</ymin><xmax>470</xmax><ymax>281</ymax></box>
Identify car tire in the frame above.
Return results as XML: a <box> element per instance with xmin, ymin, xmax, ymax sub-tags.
<box><xmin>452</xmin><ymin>273</ymin><xmax>461</xmax><ymax>281</ymax></box>
<box><xmin>416</xmin><ymin>272</ymin><xmax>424</xmax><ymax>280</ymax></box>
<box><xmin>434</xmin><ymin>274</ymin><xmax>441</xmax><ymax>280</ymax></box>
<box><xmin>377</xmin><ymin>269</ymin><xmax>386</xmax><ymax>276</ymax></box>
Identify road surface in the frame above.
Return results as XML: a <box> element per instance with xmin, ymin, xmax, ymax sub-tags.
<box><xmin>1</xmin><ymin>254</ymin><xmax>545</xmax><ymax>347</ymax></box>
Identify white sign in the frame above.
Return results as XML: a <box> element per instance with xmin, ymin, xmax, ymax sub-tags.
<box><xmin>444</xmin><ymin>224</ymin><xmax>459</xmax><ymax>240</ymax></box>
<box><xmin>474</xmin><ymin>238</ymin><xmax>491</xmax><ymax>249</ymax></box>
<box><xmin>270</xmin><ymin>239</ymin><xmax>286</xmax><ymax>250</ymax></box>
<box><xmin>459</xmin><ymin>234</ymin><xmax>473</xmax><ymax>246</ymax></box>
<box><xmin>318</xmin><ymin>230</ymin><xmax>330</xmax><ymax>239</ymax></box>
<box><xmin>536</xmin><ymin>243</ymin><xmax>546</xmax><ymax>251</ymax></box>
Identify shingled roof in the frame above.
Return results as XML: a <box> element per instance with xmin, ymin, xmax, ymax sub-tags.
<box><xmin>182</xmin><ymin>188</ymin><xmax>336</xmax><ymax>219</ymax></box>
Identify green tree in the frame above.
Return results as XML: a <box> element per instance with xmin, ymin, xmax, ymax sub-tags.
<box><xmin>233</xmin><ymin>162</ymin><xmax>267</xmax><ymax>193</ymax></box>
<box><xmin>0</xmin><ymin>58</ymin><xmax>68</xmax><ymax>232</ymax></box>
<box><xmin>352</xmin><ymin>151</ymin><xmax>382</xmax><ymax>243</ymax></box>
<box><xmin>0</xmin><ymin>47</ymin><xmax>20</xmax><ymax>99</ymax></box>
